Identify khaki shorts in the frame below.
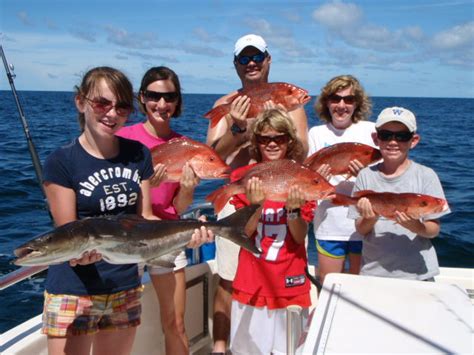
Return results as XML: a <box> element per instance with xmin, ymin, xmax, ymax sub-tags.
<box><xmin>42</xmin><ymin>285</ymin><xmax>143</xmax><ymax>336</ymax></box>
<box><xmin>215</xmin><ymin>202</ymin><xmax>241</xmax><ymax>281</ymax></box>
<box><xmin>147</xmin><ymin>250</ymin><xmax>188</xmax><ymax>275</ymax></box>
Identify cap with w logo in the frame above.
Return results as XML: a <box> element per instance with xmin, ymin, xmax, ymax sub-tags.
<box><xmin>375</xmin><ymin>106</ymin><xmax>417</xmax><ymax>132</ymax></box>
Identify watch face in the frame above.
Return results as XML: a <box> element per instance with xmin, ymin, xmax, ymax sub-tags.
<box><xmin>231</xmin><ymin>123</ymin><xmax>246</xmax><ymax>135</ymax></box>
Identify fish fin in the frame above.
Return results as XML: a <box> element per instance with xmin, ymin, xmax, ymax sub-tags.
<box><xmin>331</xmin><ymin>193</ymin><xmax>357</xmax><ymax>206</ymax></box>
<box><xmin>206</xmin><ymin>184</ymin><xmax>236</xmax><ymax>214</ymax></box>
<box><xmin>204</xmin><ymin>105</ymin><xmax>230</xmax><ymax>128</ymax></box>
<box><xmin>215</xmin><ymin>204</ymin><xmax>262</xmax><ymax>255</ymax></box>
<box><xmin>146</xmin><ymin>250</ymin><xmax>181</xmax><ymax>268</ymax></box>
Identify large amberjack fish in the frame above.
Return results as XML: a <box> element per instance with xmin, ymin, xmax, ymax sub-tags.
<box><xmin>206</xmin><ymin>159</ymin><xmax>335</xmax><ymax>214</ymax></box>
<box><xmin>13</xmin><ymin>205</ymin><xmax>261</xmax><ymax>267</ymax></box>
<box><xmin>150</xmin><ymin>137</ymin><xmax>230</xmax><ymax>181</ymax></box>
<box><xmin>304</xmin><ymin>143</ymin><xmax>382</xmax><ymax>177</ymax></box>
<box><xmin>204</xmin><ymin>82</ymin><xmax>311</xmax><ymax>128</ymax></box>
<box><xmin>332</xmin><ymin>190</ymin><xmax>449</xmax><ymax>220</ymax></box>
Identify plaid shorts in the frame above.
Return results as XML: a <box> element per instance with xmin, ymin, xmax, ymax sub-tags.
<box><xmin>41</xmin><ymin>285</ymin><xmax>144</xmax><ymax>336</ymax></box>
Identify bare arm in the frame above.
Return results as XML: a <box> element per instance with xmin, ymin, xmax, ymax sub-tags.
<box><xmin>173</xmin><ymin>162</ymin><xmax>199</xmax><ymax>214</ymax></box>
<box><xmin>285</xmin><ymin>186</ymin><xmax>308</xmax><ymax>244</ymax></box>
<box><xmin>394</xmin><ymin>212</ymin><xmax>441</xmax><ymax>239</ymax></box>
<box><xmin>354</xmin><ymin>197</ymin><xmax>378</xmax><ymax>236</ymax></box>
<box><xmin>44</xmin><ymin>181</ymin><xmax>102</xmax><ymax>265</ymax></box>
<box><xmin>288</xmin><ymin>106</ymin><xmax>309</xmax><ymax>161</ymax></box>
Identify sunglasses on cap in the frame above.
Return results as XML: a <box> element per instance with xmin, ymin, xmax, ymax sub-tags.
<box><xmin>328</xmin><ymin>94</ymin><xmax>356</xmax><ymax>105</ymax></box>
<box><xmin>255</xmin><ymin>133</ymin><xmax>290</xmax><ymax>145</ymax></box>
<box><xmin>83</xmin><ymin>96</ymin><xmax>133</xmax><ymax>117</ymax></box>
<box><xmin>235</xmin><ymin>52</ymin><xmax>267</xmax><ymax>66</ymax></box>
<box><xmin>376</xmin><ymin>129</ymin><xmax>414</xmax><ymax>142</ymax></box>
<box><xmin>143</xmin><ymin>90</ymin><xmax>179</xmax><ymax>103</ymax></box>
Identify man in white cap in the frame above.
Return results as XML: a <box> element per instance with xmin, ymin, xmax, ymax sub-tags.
<box><xmin>206</xmin><ymin>34</ymin><xmax>309</xmax><ymax>354</ymax></box>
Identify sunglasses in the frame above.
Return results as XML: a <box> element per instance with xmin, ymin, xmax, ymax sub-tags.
<box><xmin>235</xmin><ymin>52</ymin><xmax>267</xmax><ymax>65</ymax></box>
<box><xmin>376</xmin><ymin>129</ymin><xmax>414</xmax><ymax>142</ymax></box>
<box><xmin>255</xmin><ymin>134</ymin><xmax>289</xmax><ymax>145</ymax></box>
<box><xmin>328</xmin><ymin>94</ymin><xmax>356</xmax><ymax>105</ymax></box>
<box><xmin>143</xmin><ymin>90</ymin><xmax>179</xmax><ymax>103</ymax></box>
<box><xmin>83</xmin><ymin>97</ymin><xmax>133</xmax><ymax>117</ymax></box>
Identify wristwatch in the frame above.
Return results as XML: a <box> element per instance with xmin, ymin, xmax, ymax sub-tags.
<box><xmin>230</xmin><ymin>123</ymin><xmax>247</xmax><ymax>136</ymax></box>
<box><xmin>287</xmin><ymin>208</ymin><xmax>301</xmax><ymax>220</ymax></box>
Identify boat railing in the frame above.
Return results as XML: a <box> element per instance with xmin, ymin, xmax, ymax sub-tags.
<box><xmin>0</xmin><ymin>202</ymin><xmax>216</xmax><ymax>292</ymax></box>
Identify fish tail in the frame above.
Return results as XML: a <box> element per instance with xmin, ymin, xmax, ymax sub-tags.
<box><xmin>205</xmin><ymin>184</ymin><xmax>236</xmax><ymax>214</ymax></box>
<box><xmin>204</xmin><ymin>105</ymin><xmax>229</xmax><ymax>128</ymax></box>
<box><xmin>331</xmin><ymin>193</ymin><xmax>357</xmax><ymax>206</ymax></box>
<box><xmin>215</xmin><ymin>204</ymin><xmax>262</xmax><ymax>254</ymax></box>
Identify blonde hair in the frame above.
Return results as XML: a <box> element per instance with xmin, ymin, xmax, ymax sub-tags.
<box><xmin>250</xmin><ymin>108</ymin><xmax>304</xmax><ymax>162</ymax></box>
<box><xmin>315</xmin><ymin>75</ymin><xmax>372</xmax><ymax>123</ymax></box>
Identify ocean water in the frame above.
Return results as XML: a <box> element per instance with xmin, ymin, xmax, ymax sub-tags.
<box><xmin>0</xmin><ymin>91</ymin><xmax>473</xmax><ymax>333</ymax></box>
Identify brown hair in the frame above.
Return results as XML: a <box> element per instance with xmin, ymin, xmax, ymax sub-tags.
<box><xmin>138</xmin><ymin>66</ymin><xmax>182</xmax><ymax>117</ymax></box>
<box><xmin>250</xmin><ymin>108</ymin><xmax>304</xmax><ymax>162</ymax></box>
<box><xmin>315</xmin><ymin>75</ymin><xmax>372</xmax><ymax>123</ymax></box>
<box><xmin>74</xmin><ymin>66</ymin><xmax>134</xmax><ymax>131</ymax></box>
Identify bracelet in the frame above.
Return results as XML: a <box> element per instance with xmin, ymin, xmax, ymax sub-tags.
<box><xmin>287</xmin><ymin>208</ymin><xmax>301</xmax><ymax>220</ymax></box>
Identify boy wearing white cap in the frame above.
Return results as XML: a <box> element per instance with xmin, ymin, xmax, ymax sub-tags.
<box><xmin>348</xmin><ymin>107</ymin><xmax>451</xmax><ymax>280</ymax></box>
<box><xmin>206</xmin><ymin>34</ymin><xmax>309</xmax><ymax>354</ymax></box>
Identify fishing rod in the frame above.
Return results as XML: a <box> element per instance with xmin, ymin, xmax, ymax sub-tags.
<box><xmin>0</xmin><ymin>44</ymin><xmax>49</xmax><ymax>210</ymax></box>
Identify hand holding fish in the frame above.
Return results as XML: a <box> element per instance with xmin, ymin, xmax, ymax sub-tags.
<box><xmin>187</xmin><ymin>226</ymin><xmax>214</xmax><ymax>249</ymax></box>
<box><xmin>356</xmin><ymin>197</ymin><xmax>378</xmax><ymax>220</ymax></box>
<box><xmin>245</xmin><ymin>177</ymin><xmax>265</xmax><ymax>205</ymax></box>
<box><xmin>285</xmin><ymin>186</ymin><xmax>306</xmax><ymax>210</ymax></box>
<box><xmin>180</xmin><ymin>162</ymin><xmax>200</xmax><ymax>190</ymax></box>
<box><xmin>69</xmin><ymin>250</ymin><xmax>102</xmax><ymax>267</ymax></box>
<box><xmin>347</xmin><ymin>159</ymin><xmax>365</xmax><ymax>177</ymax></box>
<box><xmin>228</xmin><ymin>95</ymin><xmax>250</xmax><ymax>129</ymax></box>
<box><xmin>316</xmin><ymin>163</ymin><xmax>332</xmax><ymax>181</ymax></box>
<box><xmin>150</xmin><ymin>163</ymin><xmax>167</xmax><ymax>187</ymax></box>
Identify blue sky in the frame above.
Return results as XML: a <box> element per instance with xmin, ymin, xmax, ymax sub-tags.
<box><xmin>1</xmin><ymin>0</ymin><xmax>473</xmax><ymax>98</ymax></box>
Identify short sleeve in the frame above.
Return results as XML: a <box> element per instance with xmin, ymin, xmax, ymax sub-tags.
<box><xmin>42</xmin><ymin>147</ymin><xmax>73</xmax><ymax>189</ymax></box>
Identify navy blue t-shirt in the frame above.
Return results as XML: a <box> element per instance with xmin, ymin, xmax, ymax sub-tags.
<box><xmin>42</xmin><ymin>137</ymin><xmax>154</xmax><ymax>295</ymax></box>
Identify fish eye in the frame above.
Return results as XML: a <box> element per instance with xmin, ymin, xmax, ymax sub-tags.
<box><xmin>209</xmin><ymin>156</ymin><xmax>215</xmax><ymax>161</ymax></box>
<box><xmin>420</xmin><ymin>201</ymin><xmax>428</xmax><ymax>207</ymax></box>
<box><xmin>313</xmin><ymin>178</ymin><xmax>320</xmax><ymax>184</ymax></box>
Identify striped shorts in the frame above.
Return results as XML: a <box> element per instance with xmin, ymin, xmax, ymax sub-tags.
<box><xmin>41</xmin><ymin>285</ymin><xmax>143</xmax><ymax>336</ymax></box>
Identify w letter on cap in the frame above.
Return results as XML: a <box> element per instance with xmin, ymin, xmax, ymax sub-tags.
<box><xmin>392</xmin><ymin>108</ymin><xmax>403</xmax><ymax>115</ymax></box>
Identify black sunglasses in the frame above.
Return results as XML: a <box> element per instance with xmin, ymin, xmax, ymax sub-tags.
<box><xmin>328</xmin><ymin>94</ymin><xmax>356</xmax><ymax>105</ymax></box>
<box><xmin>376</xmin><ymin>129</ymin><xmax>414</xmax><ymax>142</ymax></box>
<box><xmin>255</xmin><ymin>134</ymin><xmax>289</xmax><ymax>145</ymax></box>
<box><xmin>143</xmin><ymin>90</ymin><xmax>179</xmax><ymax>103</ymax></box>
<box><xmin>83</xmin><ymin>96</ymin><xmax>133</xmax><ymax>117</ymax></box>
<box><xmin>235</xmin><ymin>52</ymin><xmax>267</xmax><ymax>65</ymax></box>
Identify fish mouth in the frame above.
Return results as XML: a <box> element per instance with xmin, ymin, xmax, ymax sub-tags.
<box><xmin>301</xmin><ymin>94</ymin><xmax>311</xmax><ymax>104</ymax></box>
<box><xmin>14</xmin><ymin>246</ymin><xmax>41</xmax><ymax>259</ymax></box>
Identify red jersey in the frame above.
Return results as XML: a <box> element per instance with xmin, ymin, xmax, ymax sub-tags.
<box><xmin>230</xmin><ymin>164</ymin><xmax>315</xmax><ymax>308</ymax></box>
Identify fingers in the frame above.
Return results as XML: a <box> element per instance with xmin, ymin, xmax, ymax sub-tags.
<box><xmin>180</xmin><ymin>162</ymin><xmax>200</xmax><ymax>189</ymax></box>
<box><xmin>245</xmin><ymin>177</ymin><xmax>265</xmax><ymax>204</ymax></box>
<box><xmin>348</xmin><ymin>159</ymin><xmax>364</xmax><ymax>177</ymax></box>
<box><xmin>230</xmin><ymin>95</ymin><xmax>251</xmax><ymax>126</ymax></box>
<box><xmin>286</xmin><ymin>186</ymin><xmax>305</xmax><ymax>209</ymax></box>
<box><xmin>69</xmin><ymin>250</ymin><xmax>102</xmax><ymax>267</ymax></box>
<box><xmin>186</xmin><ymin>226</ymin><xmax>214</xmax><ymax>248</ymax></box>
<box><xmin>356</xmin><ymin>197</ymin><xmax>376</xmax><ymax>219</ymax></box>
<box><xmin>150</xmin><ymin>164</ymin><xmax>167</xmax><ymax>187</ymax></box>
<box><xmin>316</xmin><ymin>164</ymin><xmax>332</xmax><ymax>180</ymax></box>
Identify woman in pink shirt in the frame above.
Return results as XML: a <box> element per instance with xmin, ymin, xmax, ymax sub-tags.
<box><xmin>117</xmin><ymin>66</ymin><xmax>199</xmax><ymax>354</ymax></box>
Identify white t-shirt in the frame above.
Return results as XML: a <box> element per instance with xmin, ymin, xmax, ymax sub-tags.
<box><xmin>308</xmin><ymin>121</ymin><xmax>376</xmax><ymax>241</ymax></box>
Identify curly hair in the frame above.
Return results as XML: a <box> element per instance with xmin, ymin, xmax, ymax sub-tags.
<box><xmin>315</xmin><ymin>75</ymin><xmax>372</xmax><ymax>123</ymax></box>
<box><xmin>75</xmin><ymin>66</ymin><xmax>134</xmax><ymax>131</ymax></box>
<box><xmin>138</xmin><ymin>66</ymin><xmax>182</xmax><ymax>117</ymax></box>
<box><xmin>249</xmin><ymin>108</ymin><xmax>305</xmax><ymax>162</ymax></box>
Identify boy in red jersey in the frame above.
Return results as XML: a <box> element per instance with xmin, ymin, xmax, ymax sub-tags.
<box><xmin>228</xmin><ymin>108</ymin><xmax>314</xmax><ymax>355</ymax></box>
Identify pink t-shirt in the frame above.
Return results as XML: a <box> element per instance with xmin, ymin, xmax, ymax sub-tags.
<box><xmin>117</xmin><ymin>123</ymin><xmax>182</xmax><ymax>220</ymax></box>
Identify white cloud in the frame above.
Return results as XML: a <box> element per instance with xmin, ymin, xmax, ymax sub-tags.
<box><xmin>104</xmin><ymin>25</ymin><xmax>159</xmax><ymax>49</ymax></box>
<box><xmin>17</xmin><ymin>11</ymin><xmax>34</xmax><ymax>26</ymax></box>
<box><xmin>431</xmin><ymin>21</ymin><xmax>474</xmax><ymax>50</ymax></box>
<box><xmin>312</xmin><ymin>1</ymin><xmax>362</xmax><ymax>30</ymax></box>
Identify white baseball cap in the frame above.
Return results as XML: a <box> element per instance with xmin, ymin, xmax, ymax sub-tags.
<box><xmin>375</xmin><ymin>106</ymin><xmax>417</xmax><ymax>132</ymax></box>
<box><xmin>233</xmin><ymin>34</ymin><xmax>268</xmax><ymax>56</ymax></box>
